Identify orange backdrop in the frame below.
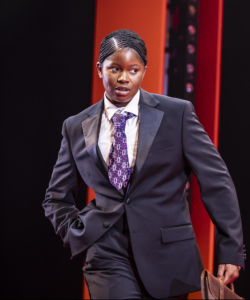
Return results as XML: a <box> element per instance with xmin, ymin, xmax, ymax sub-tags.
<box><xmin>84</xmin><ymin>1</ymin><xmax>167</xmax><ymax>298</ymax></box>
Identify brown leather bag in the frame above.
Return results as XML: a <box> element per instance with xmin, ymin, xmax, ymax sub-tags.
<box><xmin>201</xmin><ymin>269</ymin><xmax>244</xmax><ymax>299</ymax></box>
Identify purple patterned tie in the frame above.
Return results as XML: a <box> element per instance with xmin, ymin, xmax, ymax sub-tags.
<box><xmin>108</xmin><ymin>112</ymin><xmax>134</xmax><ymax>190</ymax></box>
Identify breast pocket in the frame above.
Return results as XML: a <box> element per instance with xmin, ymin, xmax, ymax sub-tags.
<box><xmin>152</xmin><ymin>138</ymin><xmax>175</xmax><ymax>152</ymax></box>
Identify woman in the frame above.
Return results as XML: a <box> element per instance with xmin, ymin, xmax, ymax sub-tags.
<box><xmin>43</xmin><ymin>30</ymin><xmax>244</xmax><ymax>299</ymax></box>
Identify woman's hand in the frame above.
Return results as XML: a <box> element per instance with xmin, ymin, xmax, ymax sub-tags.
<box><xmin>217</xmin><ymin>264</ymin><xmax>239</xmax><ymax>285</ymax></box>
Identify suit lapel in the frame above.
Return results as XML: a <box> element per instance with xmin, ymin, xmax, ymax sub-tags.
<box><xmin>81</xmin><ymin>100</ymin><xmax>106</xmax><ymax>178</ymax></box>
<box><xmin>128</xmin><ymin>89</ymin><xmax>164</xmax><ymax>192</ymax></box>
<box><xmin>81</xmin><ymin>99</ymin><xmax>124</xmax><ymax>196</ymax></box>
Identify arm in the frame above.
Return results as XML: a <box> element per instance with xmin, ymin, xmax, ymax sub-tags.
<box><xmin>42</xmin><ymin>119</ymin><xmax>83</xmax><ymax>247</ymax></box>
<box><xmin>182</xmin><ymin>101</ymin><xmax>244</xmax><ymax>280</ymax></box>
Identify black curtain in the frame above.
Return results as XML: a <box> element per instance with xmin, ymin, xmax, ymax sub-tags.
<box><xmin>1</xmin><ymin>1</ymin><xmax>95</xmax><ymax>299</ymax></box>
<box><xmin>218</xmin><ymin>1</ymin><xmax>250</xmax><ymax>299</ymax></box>
<box><xmin>2</xmin><ymin>0</ymin><xmax>250</xmax><ymax>299</ymax></box>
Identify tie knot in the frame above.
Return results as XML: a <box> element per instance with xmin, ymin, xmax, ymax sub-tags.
<box><xmin>112</xmin><ymin>112</ymin><xmax>134</xmax><ymax>130</ymax></box>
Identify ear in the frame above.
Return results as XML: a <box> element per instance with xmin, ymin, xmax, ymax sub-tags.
<box><xmin>141</xmin><ymin>66</ymin><xmax>147</xmax><ymax>81</ymax></box>
<box><xmin>96</xmin><ymin>62</ymin><xmax>103</xmax><ymax>79</ymax></box>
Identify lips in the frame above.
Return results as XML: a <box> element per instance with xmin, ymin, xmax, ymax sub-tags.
<box><xmin>115</xmin><ymin>87</ymin><xmax>130</xmax><ymax>96</ymax></box>
<box><xmin>115</xmin><ymin>87</ymin><xmax>130</xmax><ymax>91</ymax></box>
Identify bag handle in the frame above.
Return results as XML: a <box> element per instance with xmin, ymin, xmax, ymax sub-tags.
<box><xmin>219</xmin><ymin>279</ymin><xmax>224</xmax><ymax>299</ymax></box>
<box><xmin>219</xmin><ymin>279</ymin><xmax>236</xmax><ymax>299</ymax></box>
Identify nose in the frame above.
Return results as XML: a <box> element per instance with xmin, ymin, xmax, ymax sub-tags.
<box><xmin>118</xmin><ymin>71</ymin><xmax>129</xmax><ymax>83</ymax></box>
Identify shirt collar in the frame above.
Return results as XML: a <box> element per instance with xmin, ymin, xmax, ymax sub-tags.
<box><xmin>104</xmin><ymin>89</ymin><xmax>140</xmax><ymax>121</ymax></box>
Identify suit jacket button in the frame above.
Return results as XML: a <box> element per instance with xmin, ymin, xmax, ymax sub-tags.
<box><xmin>126</xmin><ymin>198</ymin><xmax>131</xmax><ymax>204</ymax></box>
<box><xmin>103</xmin><ymin>222</ymin><xmax>110</xmax><ymax>228</ymax></box>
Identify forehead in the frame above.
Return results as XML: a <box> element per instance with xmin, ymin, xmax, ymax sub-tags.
<box><xmin>105</xmin><ymin>48</ymin><xmax>144</xmax><ymax>65</ymax></box>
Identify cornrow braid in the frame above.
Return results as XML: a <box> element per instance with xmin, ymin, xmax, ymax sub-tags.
<box><xmin>99</xmin><ymin>29</ymin><xmax>147</xmax><ymax>66</ymax></box>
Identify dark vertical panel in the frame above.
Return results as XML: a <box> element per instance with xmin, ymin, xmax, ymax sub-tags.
<box><xmin>219</xmin><ymin>1</ymin><xmax>250</xmax><ymax>298</ymax></box>
<box><xmin>1</xmin><ymin>1</ymin><xmax>95</xmax><ymax>298</ymax></box>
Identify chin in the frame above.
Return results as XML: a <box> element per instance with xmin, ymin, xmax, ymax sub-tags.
<box><xmin>116</xmin><ymin>98</ymin><xmax>132</xmax><ymax>103</ymax></box>
<box><xmin>112</xmin><ymin>94</ymin><xmax>130</xmax><ymax>102</ymax></box>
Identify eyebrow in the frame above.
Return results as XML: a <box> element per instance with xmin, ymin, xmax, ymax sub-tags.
<box><xmin>109</xmin><ymin>63</ymin><xmax>140</xmax><ymax>67</ymax></box>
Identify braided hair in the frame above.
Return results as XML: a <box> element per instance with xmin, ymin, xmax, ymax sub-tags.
<box><xmin>99</xmin><ymin>29</ymin><xmax>147</xmax><ymax>66</ymax></box>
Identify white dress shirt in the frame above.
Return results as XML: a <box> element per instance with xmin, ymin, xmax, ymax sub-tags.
<box><xmin>98</xmin><ymin>89</ymin><xmax>140</xmax><ymax>171</ymax></box>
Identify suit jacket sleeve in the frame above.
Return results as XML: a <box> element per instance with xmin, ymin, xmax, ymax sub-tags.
<box><xmin>182</xmin><ymin>101</ymin><xmax>244</xmax><ymax>268</ymax></box>
<box><xmin>43</xmin><ymin>119</ymin><xmax>83</xmax><ymax>246</ymax></box>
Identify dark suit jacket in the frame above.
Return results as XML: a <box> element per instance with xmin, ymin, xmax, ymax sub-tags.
<box><xmin>43</xmin><ymin>89</ymin><xmax>244</xmax><ymax>298</ymax></box>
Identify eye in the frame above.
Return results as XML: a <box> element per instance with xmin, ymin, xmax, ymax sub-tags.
<box><xmin>110</xmin><ymin>67</ymin><xmax>120</xmax><ymax>72</ymax></box>
<box><xmin>130</xmin><ymin>69</ymin><xmax>139</xmax><ymax>74</ymax></box>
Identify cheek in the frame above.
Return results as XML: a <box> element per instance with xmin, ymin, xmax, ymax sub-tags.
<box><xmin>103</xmin><ymin>75</ymin><xmax>116</xmax><ymax>90</ymax></box>
<box><xmin>132</xmin><ymin>74</ymin><xmax>144</xmax><ymax>87</ymax></box>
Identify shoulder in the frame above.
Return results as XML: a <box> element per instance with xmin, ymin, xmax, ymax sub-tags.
<box><xmin>63</xmin><ymin>100</ymin><xmax>103</xmax><ymax>132</ymax></box>
<box><xmin>147</xmin><ymin>92</ymin><xmax>191</xmax><ymax>116</ymax></box>
<box><xmin>151</xmin><ymin>92</ymin><xmax>188</xmax><ymax>108</ymax></box>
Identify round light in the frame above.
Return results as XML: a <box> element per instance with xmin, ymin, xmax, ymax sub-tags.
<box><xmin>186</xmin><ymin>83</ymin><xmax>194</xmax><ymax>93</ymax></box>
<box><xmin>189</xmin><ymin>5</ymin><xmax>196</xmax><ymax>16</ymax></box>
<box><xmin>186</xmin><ymin>63</ymin><xmax>195</xmax><ymax>74</ymax></box>
<box><xmin>188</xmin><ymin>25</ymin><xmax>196</xmax><ymax>35</ymax></box>
<box><xmin>187</xmin><ymin>44</ymin><xmax>196</xmax><ymax>54</ymax></box>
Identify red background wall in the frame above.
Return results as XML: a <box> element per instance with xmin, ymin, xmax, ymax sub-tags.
<box><xmin>190</xmin><ymin>0</ymin><xmax>224</xmax><ymax>298</ymax></box>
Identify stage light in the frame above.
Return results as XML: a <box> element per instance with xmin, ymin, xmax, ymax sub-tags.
<box><xmin>186</xmin><ymin>63</ymin><xmax>195</xmax><ymax>73</ymax></box>
<box><xmin>186</xmin><ymin>83</ymin><xmax>194</xmax><ymax>93</ymax></box>
<box><xmin>187</xmin><ymin>44</ymin><xmax>196</xmax><ymax>54</ymax></box>
<box><xmin>188</xmin><ymin>5</ymin><xmax>196</xmax><ymax>16</ymax></box>
<box><xmin>166</xmin><ymin>0</ymin><xmax>198</xmax><ymax>104</ymax></box>
<box><xmin>188</xmin><ymin>25</ymin><xmax>196</xmax><ymax>35</ymax></box>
